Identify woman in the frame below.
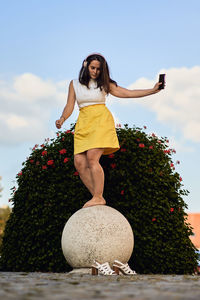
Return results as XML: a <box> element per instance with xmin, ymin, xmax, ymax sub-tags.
<box><xmin>55</xmin><ymin>53</ymin><xmax>162</xmax><ymax>208</ymax></box>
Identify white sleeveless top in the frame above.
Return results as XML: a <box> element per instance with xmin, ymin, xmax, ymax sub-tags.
<box><xmin>73</xmin><ymin>79</ymin><xmax>106</xmax><ymax>109</ymax></box>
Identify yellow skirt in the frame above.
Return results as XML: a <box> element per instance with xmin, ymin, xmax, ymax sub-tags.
<box><xmin>74</xmin><ymin>104</ymin><xmax>120</xmax><ymax>155</ymax></box>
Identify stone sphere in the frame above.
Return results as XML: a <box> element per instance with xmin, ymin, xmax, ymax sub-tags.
<box><xmin>61</xmin><ymin>205</ymin><xmax>134</xmax><ymax>268</ymax></box>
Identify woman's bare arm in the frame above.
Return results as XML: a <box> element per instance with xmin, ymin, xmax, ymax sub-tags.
<box><xmin>109</xmin><ymin>82</ymin><xmax>162</xmax><ymax>98</ymax></box>
<box><xmin>55</xmin><ymin>80</ymin><xmax>76</xmax><ymax>129</ymax></box>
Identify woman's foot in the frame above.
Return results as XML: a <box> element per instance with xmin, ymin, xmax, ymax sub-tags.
<box><xmin>83</xmin><ymin>196</ymin><xmax>106</xmax><ymax>208</ymax></box>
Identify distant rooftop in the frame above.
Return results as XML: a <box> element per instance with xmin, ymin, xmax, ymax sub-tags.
<box><xmin>0</xmin><ymin>205</ymin><xmax>10</xmax><ymax>209</ymax></box>
<box><xmin>187</xmin><ymin>213</ymin><xmax>200</xmax><ymax>249</ymax></box>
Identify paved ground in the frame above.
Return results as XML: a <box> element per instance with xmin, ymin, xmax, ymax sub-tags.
<box><xmin>0</xmin><ymin>270</ymin><xmax>200</xmax><ymax>300</ymax></box>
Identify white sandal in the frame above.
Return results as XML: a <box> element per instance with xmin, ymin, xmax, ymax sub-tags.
<box><xmin>113</xmin><ymin>260</ymin><xmax>137</xmax><ymax>275</ymax></box>
<box><xmin>91</xmin><ymin>260</ymin><xmax>117</xmax><ymax>275</ymax></box>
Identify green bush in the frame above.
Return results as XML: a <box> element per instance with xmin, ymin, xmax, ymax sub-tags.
<box><xmin>0</xmin><ymin>124</ymin><xmax>198</xmax><ymax>273</ymax></box>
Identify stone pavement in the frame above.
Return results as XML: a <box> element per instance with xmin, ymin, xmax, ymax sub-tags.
<box><xmin>0</xmin><ymin>270</ymin><xmax>200</xmax><ymax>300</ymax></box>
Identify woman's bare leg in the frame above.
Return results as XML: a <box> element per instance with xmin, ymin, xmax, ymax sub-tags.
<box><xmin>74</xmin><ymin>152</ymin><xmax>94</xmax><ymax>196</ymax></box>
<box><xmin>82</xmin><ymin>148</ymin><xmax>106</xmax><ymax>208</ymax></box>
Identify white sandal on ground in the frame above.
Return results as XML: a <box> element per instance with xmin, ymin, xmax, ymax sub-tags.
<box><xmin>91</xmin><ymin>260</ymin><xmax>117</xmax><ymax>275</ymax></box>
<box><xmin>113</xmin><ymin>260</ymin><xmax>137</xmax><ymax>275</ymax></box>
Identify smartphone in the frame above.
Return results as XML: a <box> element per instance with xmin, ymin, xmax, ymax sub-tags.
<box><xmin>159</xmin><ymin>74</ymin><xmax>166</xmax><ymax>90</ymax></box>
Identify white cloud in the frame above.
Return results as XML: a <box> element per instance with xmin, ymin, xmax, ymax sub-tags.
<box><xmin>184</xmin><ymin>121</ymin><xmax>200</xmax><ymax>143</ymax></box>
<box><xmin>0</xmin><ymin>73</ymin><xmax>71</xmax><ymax>145</ymax></box>
<box><xmin>115</xmin><ymin>66</ymin><xmax>200</xmax><ymax>143</ymax></box>
<box><xmin>13</xmin><ymin>73</ymin><xmax>57</xmax><ymax>101</ymax></box>
<box><xmin>167</xmin><ymin>136</ymin><xmax>195</xmax><ymax>153</ymax></box>
<box><xmin>6</xmin><ymin>114</ymin><xmax>28</xmax><ymax>129</ymax></box>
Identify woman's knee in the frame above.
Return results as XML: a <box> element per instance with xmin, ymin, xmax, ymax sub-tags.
<box><xmin>87</xmin><ymin>157</ymin><xmax>96</xmax><ymax>168</ymax></box>
<box><xmin>74</xmin><ymin>154</ymin><xmax>88</xmax><ymax>171</ymax></box>
<box><xmin>87</xmin><ymin>149</ymin><xmax>103</xmax><ymax>168</ymax></box>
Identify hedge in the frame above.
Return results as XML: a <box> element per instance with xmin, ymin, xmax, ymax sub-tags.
<box><xmin>0</xmin><ymin>124</ymin><xmax>198</xmax><ymax>273</ymax></box>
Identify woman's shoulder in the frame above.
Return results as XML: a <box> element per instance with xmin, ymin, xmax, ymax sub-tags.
<box><xmin>72</xmin><ymin>78</ymin><xmax>78</xmax><ymax>84</ymax></box>
<box><xmin>72</xmin><ymin>79</ymin><xmax>88</xmax><ymax>89</ymax></box>
<box><xmin>71</xmin><ymin>79</ymin><xmax>79</xmax><ymax>88</ymax></box>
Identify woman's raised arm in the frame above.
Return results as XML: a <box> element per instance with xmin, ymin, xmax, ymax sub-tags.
<box><xmin>55</xmin><ymin>80</ymin><xmax>76</xmax><ymax>129</ymax></box>
<box><xmin>109</xmin><ymin>81</ymin><xmax>162</xmax><ymax>98</ymax></box>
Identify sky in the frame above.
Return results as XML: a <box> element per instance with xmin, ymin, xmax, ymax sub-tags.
<box><xmin>0</xmin><ymin>0</ymin><xmax>200</xmax><ymax>212</ymax></box>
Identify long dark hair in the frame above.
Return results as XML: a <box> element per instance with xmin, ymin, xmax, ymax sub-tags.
<box><xmin>78</xmin><ymin>53</ymin><xmax>117</xmax><ymax>94</ymax></box>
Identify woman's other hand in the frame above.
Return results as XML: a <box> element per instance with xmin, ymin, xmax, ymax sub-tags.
<box><xmin>55</xmin><ymin>118</ymin><xmax>64</xmax><ymax>129</ymax></box>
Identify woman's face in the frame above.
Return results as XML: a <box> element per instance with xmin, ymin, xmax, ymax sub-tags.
<box><xmin>88</xmin><ymin>60</ymin><xmax>101</xmax><ymax>80</ymax></box>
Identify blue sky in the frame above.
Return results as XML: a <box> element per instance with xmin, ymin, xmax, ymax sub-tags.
<box><xmin>0</xmin><ymin>0</ymin><xmax>200</xmax><ymax>212</ymax></box>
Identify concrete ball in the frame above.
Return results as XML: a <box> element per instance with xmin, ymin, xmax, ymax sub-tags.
<box><xmin>61</xmin><ymin>205</ymin><xmax>134</xmax><ymax>268</ymax></box>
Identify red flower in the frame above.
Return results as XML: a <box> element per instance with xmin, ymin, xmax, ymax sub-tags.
<box><xmin>120</xmin><ymin>148</ymin><xmax>126</xmax><ymax>152</ymax></box>
<box><xmin>64</xmin><ymin>157</ymin><xmax>69</xmax><ymax>163</ymax></box>
<box><xmin>74</xmin><ymin>171</ymin><xmax>79</xmax><ymax>176</ymax></box>
<box><xmin>47</xmin><ymin>160</ymin><xmax>54</xmax><ymax>165</ymax></box>
<box><xmin>111</xmin><ymin>163</ymin><xmax>117</xmax><ymax>169</ymax></box>
<box><xmin>170</xmin><ymin>163</ymin><xmax>174</xmax><ymax>167</ymax></box>
<box><xmin>164</xmin><ymin>149</ymin><xmax>171</xmax><ymax>154</ymax></box>
<box><xmin>40</xmin><ymin>144</ymin><xmax>45</xmax><ymax>148</ymax></box>
<box><xmin>152</xmin><ymin>133</ymin><xmax>156</xmax><ymax>137</ymax></box>
<box><xmin>30</xmin><ymin>160</ymin><xmax>34</xmax><ymax>163</ymax></box>
<box><xmin>57</xmin><ymin>133</ymin><xmax>59</xmax><ymax>137</ymax></box>
<box><xmin>32</xmin><ymin>144</ymin><xmax>39</xmax><ymax>150</ymax></box>
<box><xmin>65</xmin><ymin>130</ymin><xmax>71</xmax><ymax>134</ymax></box>
<box><xmin>71</xmin><ymin>132</ymin><xmax>74</xmax><ymax>135</ymax></box>
<box><xmin>62</xmin><ymin>138</ymin><xmax>65</xmax><ymax>141</ymax></box>
<box><xmin>116</xmin><ymin>123</ymin><xmax>121</xmax><ymax>128</ymax></box>
<box><xmin>152</xmin><ymin>218</ymin><xmax>156</xmax><ymax>222</ymax></box>
<box><xmin>17</xmin><ymin>171</ymin><xmax>22</xmax><ymax>176</ymax></box>
<box><xmin>157</xmin><ymin>140</ymin><xmax>161</xmax><ymax>144</ymax></box>
<box><xmin>36</xmin><ymin>161</ymin><xmax>40</xmax><ymax>165</ymax></box>
<box><xmin>149</xmin><ymin>146</ymin><xmax>153</xmax><ymax>149</ymax></box>
<box><xmin>137</xmin><ymin>138</ymin><xmax>140</xmax><ymax>142</ymax></box>
<box><xmin>170</xmin><ymin>208</ymin><xmax>174</xmax><ymax>212</ymax></box>
<box><xmin>139</xmin><ymin>143</ymin><xmax>145</xmax><ymax>148</ymax></box>
<box><xmin>180</xmin><ymin>176</ymin><xmax>182</xmax><ymax>181</ymax></box>
<box><xmin>120</xmin><ymin>190</ymin><xmax>124</xmax><ymax>195</ymax></box>
<box><xmin>42</xmin><ymin>165</ymin><xmax>47</xmax><ymax>170</ymax></box>
<box><xmin>59</xmin><ymin>149</ymin><xmax>67</xmax><ymax>154</ymax></box>
<box><xmin>172</xmin><ymin>149</ymin><xmax>176</xmax><ymax>153</ymax></box>
<box><xmin>42</xmin><ymin>150</ymin><xmax>47</xmax><ymax>156</ymax></box>
<box><xmin>108</xmin><ymin>154</ymin><xmax>115</xmax><ymax>158</ymax></box>
<box><xmin>166</xmin><ymin>139</ymin><xmax>169</xmax><ymax>143</ymax></box>
<box><xmin>144</xmin><ymin>125</ymin><xmax>147</xmax><ymax>129</ymax></box>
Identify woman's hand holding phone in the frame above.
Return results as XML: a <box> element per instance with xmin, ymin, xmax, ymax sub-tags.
<box><xmin>158</xmin><ymin>74</ymin><xmax>166</xmax><ymax>90</ymax></box>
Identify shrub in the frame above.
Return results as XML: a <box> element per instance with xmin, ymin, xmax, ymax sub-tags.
<box><xmin>0</xmin><ymin>206</ymin><xmax>11</xmax><ymax>250</ymax></box>
<box><xmin>0</xmin><ymin>124</ymin><xmax>198</xmax><ymax>273</ymax></box>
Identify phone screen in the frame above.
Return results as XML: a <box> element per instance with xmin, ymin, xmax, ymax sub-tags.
<box><xmin>159</xmin><ymin>74</ymin><xmax>165</xmax><ymax>89</ymax></box>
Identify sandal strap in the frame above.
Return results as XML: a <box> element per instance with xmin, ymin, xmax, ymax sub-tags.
<box><xmin>93</xmin><ymin>261</ymin><xmax>116</xmax><ymax>275</ymax></box>
<box><xmin>121</xmin><ymin>263</ymin><xmax>134</xmax><ymax>274</ymax></box>
<box><xmin>113</xmin><ymin>260</ymin><xmax>137</xmax><ymax>275</ymax></box>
